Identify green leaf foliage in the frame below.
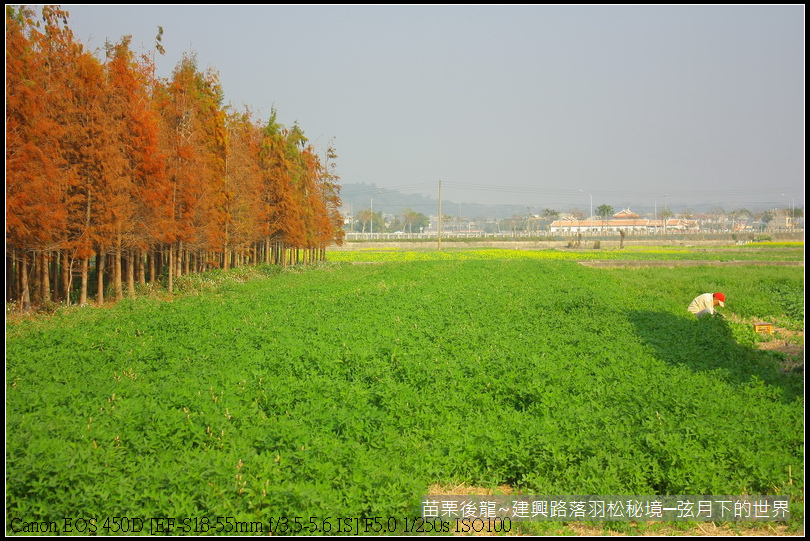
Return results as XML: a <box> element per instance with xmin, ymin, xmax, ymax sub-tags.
<box><xmin>6</xmin><ymin>257</ymin><xmax>803</xmax><ymax>533</ymax></box>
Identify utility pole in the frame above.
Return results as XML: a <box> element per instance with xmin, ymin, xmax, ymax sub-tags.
<box><xmin>579</xmin><ymin>189</ymin><xmax>593</xmax><ymax>223</ymax></box>
<box><xmin>438</xmin><ymin>179</ymin><xmax>442</xmax><ymax>250</ymax></box>
<box><xmin>782</xmin><ymin>193</ymin><xmax>795</xmax><ymax>230</ymax></box>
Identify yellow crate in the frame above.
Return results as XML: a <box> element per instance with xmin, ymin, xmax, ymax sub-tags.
<box><xmin>753</xmin><ymin>322</ymin><xmax>773</xmax><ymax>334</ymax></box>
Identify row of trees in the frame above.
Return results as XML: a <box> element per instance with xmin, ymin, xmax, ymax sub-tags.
<box><xmin>6</xmin><ymin>6</ymin><xmax>344</xmax><ymax>310</ymax></box>
<box><xmin>540</xmin><ymin>205</ymin><xmax>801</xmax><ymax>228</ymax></box>
<box><xmin>348</xmin><ymin>208</ymin><xmax>430</xmax><ymax>234</ymax></box>
<box><xmin>434</xmin><ymin>205</ymin><xmax>802</xmax><ymax>236</ymax></box>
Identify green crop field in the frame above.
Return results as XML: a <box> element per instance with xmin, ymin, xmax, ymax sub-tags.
<box><xmin>5</xmin><ymin>245</ymin><xmax>804</xmax><ymax>535</ymax></box>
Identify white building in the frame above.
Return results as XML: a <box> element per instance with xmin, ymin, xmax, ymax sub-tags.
<box><xmin>549</xmin><ymin>209</ymin><xmax>699</xmax><ymax>234</ymax></box>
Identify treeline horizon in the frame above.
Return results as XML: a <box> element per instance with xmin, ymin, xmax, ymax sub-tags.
<box><xmin>6</xmin><ymin>6</ymin><xmax>345</xmax><ymax>310</ymax></box>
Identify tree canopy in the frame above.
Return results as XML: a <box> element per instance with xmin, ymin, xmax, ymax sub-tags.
<box><xmin>6</xmin><ymin>5</ymin><xmax>344</xmax><ymax>308</ymax></box>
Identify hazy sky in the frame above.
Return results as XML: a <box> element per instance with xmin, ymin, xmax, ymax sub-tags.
<box><xmin>62</xmin><ymin>4</ymin><xmax>804</xmax><ymax>214</ymax></box>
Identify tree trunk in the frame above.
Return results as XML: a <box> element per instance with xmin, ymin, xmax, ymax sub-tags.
<box><xmin>96</xmin><ymin>251</ymin><xmax>105</xmax><ymax>305</ymax></box>
<box><xmin>51</xmin><ymin>251</ymin><xmax>59</xmax><ymax>301</ymax></box>
<box><xmin>168</xmin><ymin>243</ymin><xmax>174</xmax><ymax>294</ymax></box>
<box><xmin>127</xmin><ymin>250</ymin><xmax>136</xmax><ymax>298</ymax></box>
<box><xmin>20</xmin><ymin>251</ymin><xmax>31</xmax><ymax>311</ymax></box>
<box><xmin>80</xmin><ymin>257</ymin><xmax>89</xmax><ymax>306</ymax></box>
<box><xmin>137</xmin><ymin>249</ymin><xmax>146</xmax><ymax>285</ymax></box>
<box><xmin>176</xmin><ymin>241</ymin><xmax>183</xmax><ymax>278</ymax></box>
<box><xmin>6</xmin><ymin>251</ymin><xmax>14</xmax><ymax>304</ymax></box>
<box><xmin>149</xmin><ymin>249</ymin><xmax>156</xmax><ymax>283</ymax></box>
<box><xmin>155</xmin><ymin>247</ymin><xmax>163</xmax><ymax>281</ymax></box>
<box><xmin>114</xmin><ymin>245</ymin><xmax>124</xmax><ymax>302</ymax></box>
<box><xmin>40</xmin><ymin>251</ymin><xmax>51</xmax><ymax>304</ymax></box>
<box><xmin>31</xmin><ymin>251</ymin><xmax>42</xmax><ymax>306</ymax></box>
<box><xmin>61</xmin><ymin>250</ymin><xmax>71</xmax><ymax>305</ymax></box>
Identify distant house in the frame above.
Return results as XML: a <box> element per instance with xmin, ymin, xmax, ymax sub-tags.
<box><xmin>549</xmin><ymin>209</ymin><xmax>699</xmax><ymax>234</ymax></box>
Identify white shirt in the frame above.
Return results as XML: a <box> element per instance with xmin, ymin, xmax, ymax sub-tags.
<box><xmin>688</xmin><ymin>293</ymin><xmax>716</xmax><ymax>316</ymax></box>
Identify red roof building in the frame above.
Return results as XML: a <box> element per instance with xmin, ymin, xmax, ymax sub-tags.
<box><xmin>549</xmin><ymin>209</ymin><xmax>699</xmax><ymax>234</ymax></box>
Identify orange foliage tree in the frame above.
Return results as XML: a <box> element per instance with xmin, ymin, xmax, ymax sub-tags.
<box><xmin>220</xmin><ymin>108</ymin><xmax>263</xmax><ymax>270</ymax></box>
<box><xmin>7</xmin><ymin>6</ymin><xmax>77</xmax><ymax>307</ymax></box>
<box><xmin>103</xmin><ymin>36</ymin><xmax>166</xmax><ymax>300</ymax></box>
<box><xmin>6</xmin><ymin>7</ymin><xmax>344</xmax><ymax>309</ymax></box>
<box><xmin>153</xmin><ymin>53</ymin><xmax>227</xmax><ymax>291</ymax></box>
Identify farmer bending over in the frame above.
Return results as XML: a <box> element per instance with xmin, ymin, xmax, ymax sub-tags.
<box><xmin>688</xmin><ymin>292</ymin><xmax>726</xmax><ymax>318</ymax></box>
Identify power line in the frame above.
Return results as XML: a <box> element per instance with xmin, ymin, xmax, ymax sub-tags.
<box><xmin>439</xmin><ymin>181</ymin><xmax>802</xmax><ymax>199</ymax></box>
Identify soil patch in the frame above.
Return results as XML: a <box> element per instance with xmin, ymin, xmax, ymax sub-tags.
<box><xmin>722</xmin><ymin>315</ymin><xmax>805</xmax><ymax>373</ymax></box>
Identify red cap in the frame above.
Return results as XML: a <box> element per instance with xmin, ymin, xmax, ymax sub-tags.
<box><xmin>714</xmin><ymin>292</ymin><xmax>725</xmax><ymax>306</ymax></box>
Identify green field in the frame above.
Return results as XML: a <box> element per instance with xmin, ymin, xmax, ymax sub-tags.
<box><xmin>5</xmin><ymin>246</ymin><xmax>804</xmax><ymax>535</ymax></box>
<box><xmin>328</xmin><ymin>242</ymin><xmax>806</xmax><ymax>263</ymax></box>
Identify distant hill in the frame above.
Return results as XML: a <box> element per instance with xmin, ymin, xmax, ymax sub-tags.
<box><xmin>337</xmin><ymin>183</ymin><xmax>530</xmax><ymax>220</ymax></box>
<box><xmin>335</xmin><ymin>183</ymin><xmax>792</xmax><ymax>220</ymax></box>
